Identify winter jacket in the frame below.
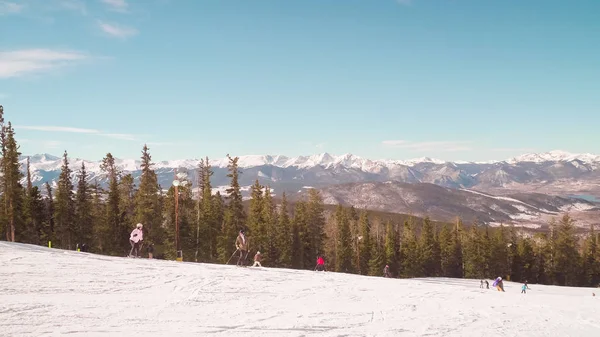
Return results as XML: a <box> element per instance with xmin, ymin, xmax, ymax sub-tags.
<box><xmin>130</xmin><ymin>228</ymin><xmax>143</xmax><ymax>243</ymax></box>
<box><xmin>235</xmin><ymin>234</ymin><xmax>248</xmax><ymax>250</ymax></box>
<box><xmin>254</xmin><ymin>253</ymin><xmax>262</xmax><ymax>262</ymax></box>
<box><xmin>521</xmin><ymin>285</ymin><xmax>527</xmax><ymax>291</ymax></box>
<box><xmin>317</xmin><ymin>257</ymin><xmax>324</xmax><ymax>265</ymax></box>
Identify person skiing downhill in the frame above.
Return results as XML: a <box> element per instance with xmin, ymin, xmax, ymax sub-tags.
<box><xmin>315</xmin><ymin>256</ymin><xmax>326</xmax><ymax>271</ymax></box>
<box><xmin>383</xmin><ymin>265</ymin><xmax>391</xmax><ymax>278</ymax></box>
<box><xmin>129</xmin><ymin>223</ymin><xmax>144</xmax><ymax>257</ymax></box>
<box><xmin>235</xmin><ymin>229</ymin><xmax>248</xmax><ymax>266</ymax></box>
<box><xmin>252</xmin><ymin>251</ymin><xmax>262</xmax><ymax>267</ymax></box>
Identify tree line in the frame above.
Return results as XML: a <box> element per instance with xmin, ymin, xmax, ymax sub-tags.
<box><xmin>1</xmin><ymin>105</ymin><xmax>599</xmax><ymax>287</ymax></box>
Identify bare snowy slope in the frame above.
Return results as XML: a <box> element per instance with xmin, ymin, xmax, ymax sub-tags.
<box><xmin>1</xmin><ymin>242</ymin><xmax>599</xmax><ymax>336</ymax></box>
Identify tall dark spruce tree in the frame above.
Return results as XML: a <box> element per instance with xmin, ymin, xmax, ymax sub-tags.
<box><xmin>74</xmin><ymin>162</ymin><xmax>93</xmax><ymax>248</ymax></box>
<box><xmin>54</xmin><ymin>151</ymin><xmax>75</xmax><ymax>249</ymax></box>
<box><xmin>134</xmin><ymin>145</ymin><xmax>161</xmax><ymax>246</ymax></box>
<box><xmin>218</xmin><ymin>154</ymin><xmax>245</xmax><ymax>262</ymax></box>
<box><xmin>100</xmin><ymin>153</ymin><xmax>122</xmax><ymax>255</ymax></box>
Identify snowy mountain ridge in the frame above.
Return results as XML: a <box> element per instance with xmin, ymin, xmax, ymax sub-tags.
<box><xmin>19</xmin><ymin>150</ymin><xmax>600</xmax><ymax>174</ymax></box>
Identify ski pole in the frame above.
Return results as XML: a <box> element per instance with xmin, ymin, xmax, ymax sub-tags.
<box><xmin>226</xmin><ymin>249</ymin><xmax>239</xmax><ymax>265</ymax></box>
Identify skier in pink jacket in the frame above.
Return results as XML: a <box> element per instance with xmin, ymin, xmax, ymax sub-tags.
<box><xmin>129</xmin><ymin>223</ymin><xmax>144</xmax><ymax>257</ymax></box>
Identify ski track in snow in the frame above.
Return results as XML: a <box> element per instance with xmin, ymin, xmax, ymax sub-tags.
<box><xmin>1</xmin><ymin>242</ymin><xmax>600</xmax><ymax>337</ymax></box>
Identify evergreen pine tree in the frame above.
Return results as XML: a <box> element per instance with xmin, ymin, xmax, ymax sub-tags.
<box><xmin>134</xmin><ymin>145</ymin><xmax>160</xmax><ymax>246</ymax></box>
<box><xmin>275</xmin><ymin>192</ymin><xmax>292</xmax><ymax>267</ymax></box>
<box><xmin>248</xmin><ymin>179</ymin><xmax>266</xmax><ymax>252</ymax></box>
<box><xmin>291</xmin><ymin>201</ymin><xmax>306</xmax><ymax>269</ymax></box>
<box><xmin>517</xmin><ymin>236</ymin><xmax>536</xmax><ymax>283</ymax></box>
<box><xmin>262</xmin><ymin>186</ymin><xmax>277</xmax><ymax>266</ymax></box>
<box><xmin>74</xmin><ymin>162</ymin><xmax>93</xmax><ymax>248</ymax></box>
<box><xmin>419</xmin><ymin>217</ymin><xmax>441</xmax><ymax>277</ymax></box>
<box><xmin>357</xmin><ymin>211</ymin><xmax>371</xmax><ymax>275</ymax></box>
<box><xmin>100</xmin><ymin>153</ymin><xmax>122</xmax><ymax>255</ymax></box>
<box><xmin>43</xmin><ymin>182</ymin><xmax>55</xmax><ymax>245</ymax></box>
<box><xmin>1</xmin><ymin>122</ymin><xmax>23</xmax><ymax>242</ymax></box>
<box><xmin>400</xmin><ymin>220</ymin><xmax>418</xmax><ymax>277</ymax></box>
<box><xmin>89</xmin><ymin>179</ymin><xmax>105</xmax><ymax>252</ymax></box>
<box><xmin>582</xmin><ymin>225</ymin><xmax>600</xmax><ymax>286</ymax></box>
<box><xmin>554</xmin><ymin>214</ymin><xmax>580</xmax><ymax>286</ymax></box>
<box><xmin>218</xmin><ymin>155</ymin><xmax>245</xmax><ymax>262</ymax></box>
<box><xmin>22</xmin><ymin>157</ymin><xmax>44</xmax><ymax>244</ymax></box>
<box><xmin>304</xmin><ymin>189</ymin><xmax>326</xmax><ymax>269</ymax></box>
<box><xmin>335</xmin><ymin>205</ymin><xmax>354</xmax><ymax>273</ymax></box>
<box><xmin>54</xmin><ymin>151</ymin><xmax>75</xmax><ymax>248</ymax></box>
<box><xmin>463</xmin><ymin>224</ymin><xmax>486</xmax><ymax>279</ymax></box>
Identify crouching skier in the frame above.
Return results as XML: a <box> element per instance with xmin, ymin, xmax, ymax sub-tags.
<box><xmin>129</xmin><ymin>223</ymin><xmax>143</xmax><ymax>257</ymax></box>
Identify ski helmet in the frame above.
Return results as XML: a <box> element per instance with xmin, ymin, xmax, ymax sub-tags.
<box><xmin>136</xmin><ymin>223</ymin><xmax>143</xmax><ymax>229</ymax></box>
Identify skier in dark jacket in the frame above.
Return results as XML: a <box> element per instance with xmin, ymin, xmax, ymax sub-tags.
<box><xmin>383</xmin><ymin>265</ymin><xmax>391</xmax><ymax>278</ymax></box>
<box><xmin>235</xmin><ymin>229</ymin><xmax>248</xmax><ymax>266</ymax></box>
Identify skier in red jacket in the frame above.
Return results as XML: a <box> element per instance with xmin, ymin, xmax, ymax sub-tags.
<box><xmin>315</xmin><ymin>256</ymin><xmax>326</xmax><ymax>271</ymax></box>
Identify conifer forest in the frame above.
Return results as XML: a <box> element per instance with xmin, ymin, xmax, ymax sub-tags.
<box><xmin>2</xmin><ymin>105</ymin><xmax>600</xmax><ymax>288</ymax></box>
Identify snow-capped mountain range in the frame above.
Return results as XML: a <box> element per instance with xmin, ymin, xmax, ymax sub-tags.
<box><xmin>17</xmin><ymin>150</ymin><xmax>600</xmax><ymax>227</ymax></box>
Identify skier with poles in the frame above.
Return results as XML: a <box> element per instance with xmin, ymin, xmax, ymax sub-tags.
<box><xmin>235</xmin><ymin>229</ymin><xmax>248</xmax><ymax>266</ymax></box>
<box><xmin>129</xmin><ymin>223</ymin><xmax>144</xmax><ymax>258</ymax></box>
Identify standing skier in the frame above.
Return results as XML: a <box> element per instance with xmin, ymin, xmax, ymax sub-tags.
<box><xmin>315</xmin><ymin>256</ymin><xmax>326</xmax><ymax>271</ymax></box>
<box><xmin>485</xmin><ymin>280</ymin><xmax>489</xmax><ymax>289</ymax></box>
<box><xmin>521</xmin><ymin>283</ymin><xmax>527</xmax><ymax>294</ymax></box>
<box><xmin>129</xmin><ymin>223</ymin><xmax>144</xmax><ymax>257</ymax></box>
<box><xmin>235</xmin><ymin>229</ymin><xmax>248</xmax><ymax>266</ymax></box>
<box><xmin>383</xmin><ymin>265</ymin><xmax>391</xmax><ymax>278</ymax></box>
<box><xmin>252</xmin><ymin>251</ymin><xmax>262</xmax><ymax>267</ymax></box>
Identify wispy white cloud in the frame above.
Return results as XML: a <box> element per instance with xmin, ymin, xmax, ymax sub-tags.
<box><xmin>382</xmin><ymin>140</ymin><xmax>472</xmax><ymax>152</ymax></box>
<box><xmin>14</xmin><ymin>125</ymin><xmax>139</xmax><ymax>142</ymax></box>
<box><xmin>315</xmin><ymin>143</ymin><xmax>325</xmax><ymax>149</ymax></box>
<box><xmin>101</xmin><ymin>0</ymin><xmax>128</xmax><ymax>13</ymax></box>
<box><xmin>98</xmin><ymin>21</ymin><xmax>138</xmax><ymax>39</ymax></box>
<box><xmin>0</xmin><ymin>1</ymin><xmax>23</xmax><ymax>15</ymax></box>
<box><xmin>16</xmin><ymin>125</ymin><xmax>100</xmax><ymax>133</ymax></box>
<box><xmin>0</xmin><ymin>48</ymin><xmax>88</xmax><ymax>78</ymax></box>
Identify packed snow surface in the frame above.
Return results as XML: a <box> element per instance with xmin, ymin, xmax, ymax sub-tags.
<box><xmin>1</xmin><ymin>242</ymin><xmax>600</xmax><ymax>337</ymax></box>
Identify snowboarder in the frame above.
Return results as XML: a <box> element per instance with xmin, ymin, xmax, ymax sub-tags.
<box><xmin>315</xmin><ymin>256</ymin><xmax>326</xmax><ymax>271</ymax></box>
<box><xmin>521</xmin><ymin>283</ymin><xmax>527</xmax><ymax>294</ymax></box>
<box><xmin>235</xmin><ymin>229</ymin><xmax>248</xmax><ymax>266</ymax></box>
<box><xmin>383</xmin><ymin>265</ymin><xmax>391</xmax><ymax>278</ymax></box>
<box><xmin>129</xmin><ymin>223</ymin><xmax>144</xmax><ymax>257</ymax></box>
<box><xmin>147</xmin><ymin>243</ymin><xmax>154</xmax><ymax>259</ymax></box>
<box><xmin>252</xmin><ymin>251</ymin><xmax>262</xmax><ymax>267</ymax></box>
<box><xmin>492</xmin><ymin>277</ymin><xmax>505</xmax><ymax>292</ymax></box>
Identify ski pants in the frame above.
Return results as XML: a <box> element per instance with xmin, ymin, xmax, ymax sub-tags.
<box><xmin>237</xmin><ymin>250</ymin><xmax>247</xmax><ymax>266</ymax></box>
<box><xmin>130</xmin><ymin>240</ymin><xmax>141</xmax><ymax>257</ymax></box>
<box><xmin>521</xmin><ymin>289</ymin><xmax>526</xmax><ymax>294</ymax></box>
<box><xmin>315</xmin><ymin>264</ymin><xmax>325</xmax><ymax>271</ymax></box>
<box><xmin>252</xmin><ymin>261</ymin><xmax>262</xmax><ymax>267</ymax></box>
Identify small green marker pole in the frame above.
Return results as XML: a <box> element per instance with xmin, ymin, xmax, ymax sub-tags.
<box><xmin>48</xmin><ymin>241</ymin><xmax>51</xmax><ymax>248</ymax></box>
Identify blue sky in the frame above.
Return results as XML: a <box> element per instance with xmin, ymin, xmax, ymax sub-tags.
<box><xmin>1</xmin><ymin>0</ymin><xmax>599</xmax><ymax>162</ymax></box>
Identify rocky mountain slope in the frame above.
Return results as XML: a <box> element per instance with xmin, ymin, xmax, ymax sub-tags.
<box><xmin>307</xmin><ymin>181</ymin><xmax>600</xmax><ymax>228</ymax></box>
<box><xmin>18</xmin><ymin>150</ymin><xmax>600</xmax><ymax>227</ymax></box>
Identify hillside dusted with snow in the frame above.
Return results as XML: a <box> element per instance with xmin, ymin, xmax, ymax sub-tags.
<box><xmin>18</xmin><ymin>150</ymin><xmax>600</xmax><ymax>227</ymax></box>
<box><xmin>2</xmin><ymin>242</ymin><xmax>600</xmax><ymax>336</ymax></box>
